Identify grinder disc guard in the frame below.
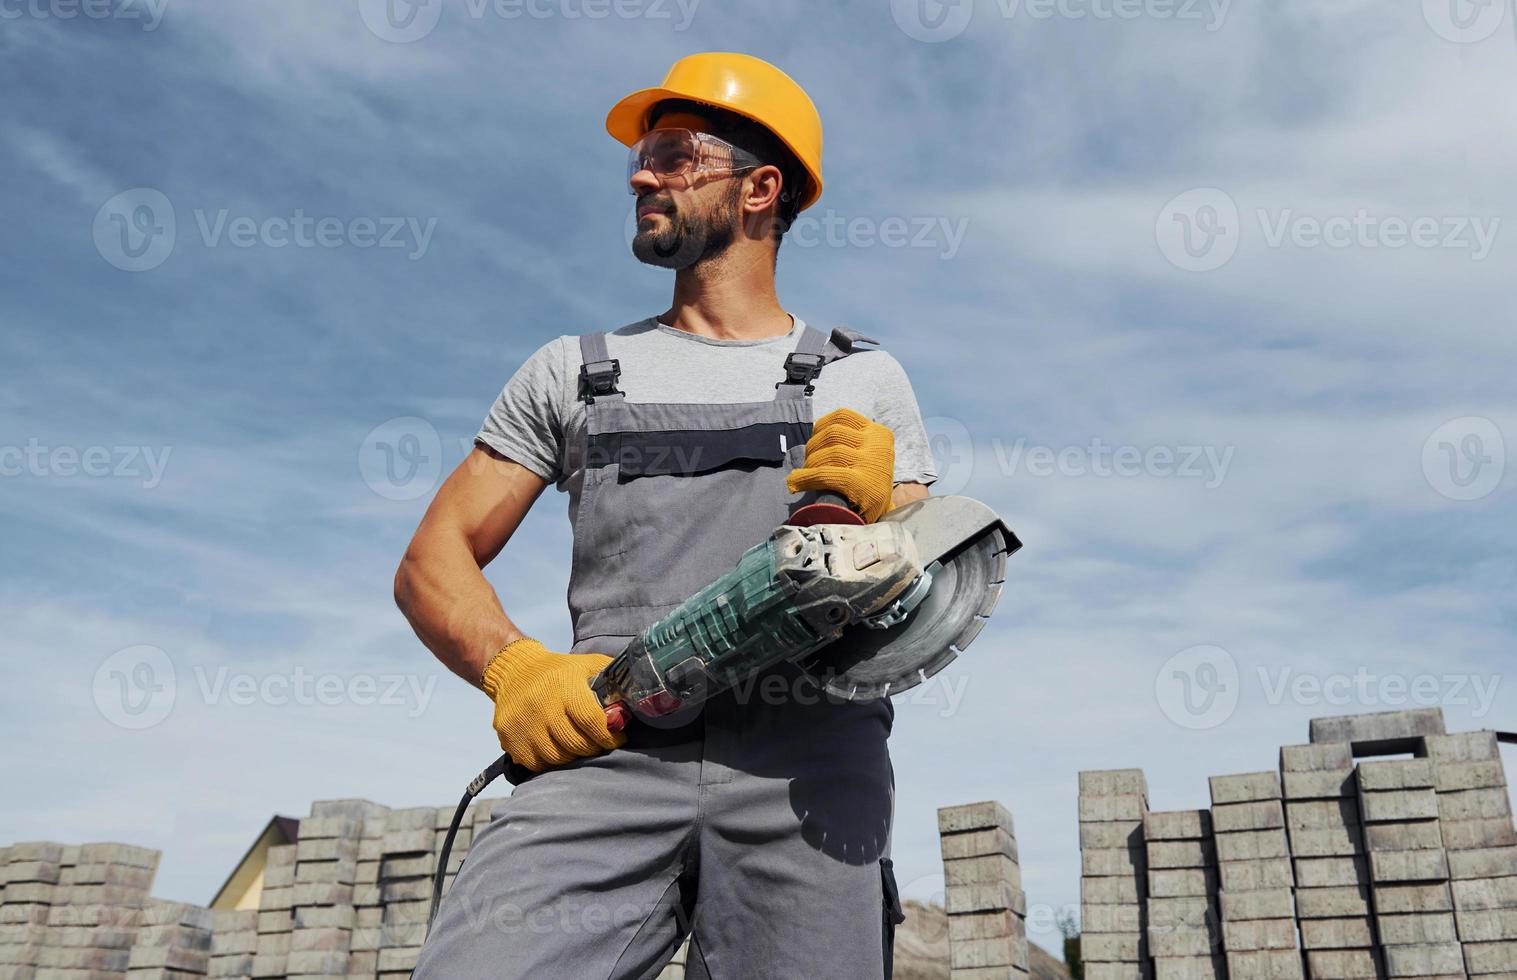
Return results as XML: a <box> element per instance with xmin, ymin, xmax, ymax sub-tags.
<box><xmin>797</xmin><ymin>496</ymin><xmax>1020</xmax><ymax>701</ymax></box>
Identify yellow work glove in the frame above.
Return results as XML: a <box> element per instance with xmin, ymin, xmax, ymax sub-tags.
<box><xmin>481</xmin><ymin>638</ymin><xmax>626</xmax><ymax>773</ymax></box>
<box><xmin>786</xmin><ymin>407</ymin><xmax>896</xmax><ymax>523</ymax></box>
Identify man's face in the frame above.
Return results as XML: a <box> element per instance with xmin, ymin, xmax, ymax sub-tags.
<box><xmin>628</xmin><ymin>110</ymin><xmax>746</xmax><ymax>270</ymax></box>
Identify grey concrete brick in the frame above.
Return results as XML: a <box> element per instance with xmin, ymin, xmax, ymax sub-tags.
<box><xmin>1375</xmin><ymin>910</ymin><xmax>1457</xmax><ymax>945</ymax></box>
<box><xmin>1456</xmin><ymin>908</ymin><xmax>1517</xmax><ymax>942</ymax></box>
<box><xmin>1083</xmin><ymin>876</ymin><xmax>1142</xmax><ymax>905</ymax></box>
<box><xmin>1308</xmin><ymin>708</ymin><xmax>1446</xmax><ymax>748</ymax></box>
<box><xmin>1152</xmin><ymin>955</ymin><xmax>1226</xmax><ymax>980</ymax></box>
<box><xmin>950</xmin><ymin>935</ymin><xmax>1026</xmax><ymax>970</ymax></box>
<box><xmin>1081</xmin><ymin>771</ymin><xmax>1150</xmax><ymax>798</ymax></box>
<box><xmin>1284</xmin><ymin>772</ymin><xmax>1358</xmax><ymax>801</ymax></box>
<box><xmin>1373</xmin><ymin>881</ymin><xmax>1455</xmax><ymax>913</ymax></box>
<box><xmin>1463</xmin><ymin>940</ymin><xmax>1517</xmax><ymax>975</ymax></box>
<box><xmin>1216</xmin><ymin>830</ymin><xmax>1291</xmax><ymax>863</ymax></box>
<box><xmin>940</xmin><ymin>801</ymin><xmax>1017</xmax><ymax>837</ymax></box>
<box><xmin>1146</xmin><ymin>811</ymin><xmax>1215</xmax><ymax>842</ymax></box>
<box><xmin>1441</xmin><ymin>817</ymin><xmax>1517</xmax><ymax>852</ymax></box>
<box><xmin>1215</xmin><ymin>802</ymin><xmax>1287</xmax><ymax>834</ymax></box>
<box><xmin>1439</xmin><ymin>787</ymin><xmax>1514</xmax><ymax>823</ymax></box>
<box><xmin>1379</xmin><ymin>941</ymin><xmax>1463</xmax><ymax>977</ymax></box>
<box><xmin>1453</xmin><ymin>877</ymin><xmax>1517</xmax><ymax>912</ymax></box>
<box><xmin>1083</xmin><ymin>847</ymin><xmax>1146</xmax><ymax>877</ymax></box>
<box><xmin>947</xmin><ymin>882</ymin><xmax>1026</xmax><ymax>915</ymax></box>
<box><xmin>1358</xmin><ymin>789</ymin><xmax>1439</xmax><ymax>824</ymax></box>
<box><xmin>1224</xmin><ymin>948</ymin><xmax>1305</xmax><ymax>980</ymax></box>
<box><xmin>1357</xmin><ymin>759</ymin><xmax>1435</xmax><ymax>791</ymax></box>
<box><xmin>1298</xmin><ymin>917</ymin><xmax>1375</xmax><ymax>950</ymax></box>
<box><xmin>308</xmin><ymin>799</ymin><xmax>389</xmax><ymax>821</ymax></box>
<box><xmin>1149</xmin><ymin>869</ymin><xmax>1220</xmax><ymax>899</ymax></box>
<box><xmin>1081</xmin><ymin>821</ymin><xmax>1144</xmax><ymax>850</ymax></box>
<box><xmin>1082</xmin><ymin>796</ymin><xmax>1149</xmax><ymax>823</ymax></box>
<box><xmin>1084</xmin><ymin>904</ymin><xmax>1142</xmax><ymax>934</ymax></box>
<box><xmin>1221</xmin><ymin>858</ymin><xmax>1295</xmax><ymax>892</ymax></box>
<box><xmin>1287</xmin><ymin>800</ymin><xmax>1362</xmax><ymax>831</ymax></box>
<box><xmin>946</xmin><ymin>855</ymin><xmax>1023</xmax><ymax>889</ymax></box>
<box><xmin>1149</xmin><ymin>927</ymin><xmax>1222</xmax><ymax>958</ymax></box>
<box><xmin>1084</xmin><ymin>962</ymin><xmax>1153</xmax><ymax>980</ymax></box>
<box><xmin>1210</xmin><ymin>773</ymin><xmax>1284</xmax><ymax>806</ymax></box>
<box><xmin>1289</xmin><ymin>827</ymin><xmax>1365</xmax><ymax>858</ymax></box>
<box><xmin>295</xmin><ymin>817</ymin><xmax>361</xmax><ymax>842</ymax></box>
<box><xmin>1422</xmin><ymin>730</ymin><xmax>1501</xmax><ymax>763</ymax></box>
<box><xmin>1293</xmin><ymin>857</ymin><xmax>1368</xmax><ymax>889</ymax></box>
<box><xmin>1303</xmin><ymin>949</ymin><xmax>1383</xmax><ymax>979</ymax></box>
<box><xmin>295</xmin><ymin>838</ymin><xmax>360</xmax><ymax>864</ymax></box>
<box><xmin>380</xmin><ymin>808</ymin><xmax>438</xmax><ymax>833</ymax></box>
<box><xmin>1435</xmin><ymin>761</ymin><xmax>1508</xmax><ymax>793</ymax></box>
<box><xmin>948</xmin><ymin>968</ymin><xmax>1032</xmax><ymax>980</ymax></box>
<box><xmin>1149</xmin><ymin>898</ymin><xmax>1215</xmax><ymax>929</ymax></box>
<box><xmin>74</xmin><ymin>844</ymin><xmax>159</xmax><ymax>871</ymax></box>
<box><xmin>264</xmin><ymin>845</ymin><xmax>296</xmax><ymax>869</ymax></box>
<box><xmin>1368</xmin><ymin>848</ymin><xmax>1450</xmax><ymax>883</ymax></box>
<box><xmin>1449</xmin><ymin>847</ymin><xmax>1517</xmax><ymax>880</ymax></box>
<box><xmin>285</xmin><ymin>948</ymin><xmax>350</xmax><ymax>973</ymax></box>
<box><xmin>944</xmin><ymin>829</ymin><xmax>1020</xmax><ymax>861</ymax></box>
<box><xmin>292</xmin><ymin>906</ymin><xmax>355</xmax><ymax>930</ymax></box>
<box><xmin>1221</xmin><ymin>889</ymin><xmax>1295</xmax><ymax>922</ymax></box>
<box><xmin>1362</xmin><ymin>821</ymin><xmax>1445</xmax><ymax>852</ymax></box>
<box><xmin>1222</xmin><ymin>919</ymin><xmax>1299</xmax><ymax>952</ymax></box>
<box><xmin>1282</xmin><ymin>743</ymin><xmax>1354</xmax><ymax>773</ymax></box>
<box><xmin>1083</xmin><ymin>932</ymin><xmax>1149</xmax><ymax>962</ymax></box>
<box><xmin>1149</xmin><ymin>842</ymin><xmax>1218</xmax><ymax>870</ymax></box>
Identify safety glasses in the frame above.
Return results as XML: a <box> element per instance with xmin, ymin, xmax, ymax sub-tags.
<box><xmin>626</xmin><ymin>128</ymin><xmax>763</xmax><ymax>193</ymax></box>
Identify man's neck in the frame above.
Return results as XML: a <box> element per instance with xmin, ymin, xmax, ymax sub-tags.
<box><xmin>658</xmin><ymin>245</ymin><xmax>792</xmax><ymax>341</ymax></box>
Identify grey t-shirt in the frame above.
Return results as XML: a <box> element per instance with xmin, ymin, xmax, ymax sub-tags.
<box><xmin>476</xmin><ymin>316</ymin><xmax>939</xmax><ymax>491</ymax></box>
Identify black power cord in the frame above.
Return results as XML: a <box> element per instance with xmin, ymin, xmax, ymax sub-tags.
<box><xmin>426</xmin><ymin>753</ymin><xmax>511</xmax><ymax>936</ymax></box>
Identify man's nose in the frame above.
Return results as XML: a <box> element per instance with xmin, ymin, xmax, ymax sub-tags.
<box><xmin>628</xmin><ymin>167</ymin><xmax>662</xmax><ymax>197</ymax></box>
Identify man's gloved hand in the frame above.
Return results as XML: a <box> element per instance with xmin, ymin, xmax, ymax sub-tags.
<box><xmin>786</xmin><ymin>407</ymin><xmax>896</xmax><ymax>523</ymax></box>
<box><xmin>482</xmin><ymin>638</ymin><xmax>626</xmax><ymax>772</ymax></box>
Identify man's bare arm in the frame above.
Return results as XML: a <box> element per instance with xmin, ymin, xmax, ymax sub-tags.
<box><xmin>394</xmin><ymin>444</ymin><xmax>549</xmax><ymax>689</ymax></box>
<box><xmin>892</xmin><ymin>481</ymin><xmax>931</xmax><ymax>508</ymax></box>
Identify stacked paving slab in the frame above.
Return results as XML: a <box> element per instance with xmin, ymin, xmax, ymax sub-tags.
<box><xmin>0</xmin><ymin>797</ymin><xmax>519</xmax><ymax>980</ymax></box>
<box><xmin>1082</xmin><ymin>708</ymin><xmax>1517</xmax><ymax>980</ymax></box>
<box><xmin>1080</xmin><ymin>770</ymin><xmax>1152</xmax><ymax>980</ymax></box>
<box><xmin>1144</xmin><ymin>808</ymin><xmax>1224</xmax><ymax>980</ymax></box>
<box><xmin>939</xmin><ymin>800</ymin><xmax>1029</xmax><ymax>979</ymax></box>
<box><xmin>1425</xmin><ymin>731</ymin><xmax>1517</xmax><ymax>978</ymax></box>
<box><xmin>1281</xmin><ymin>741</ymin><xmax>1382</xmax><ymax>980</ymax></box>
<box><xmin>1210</xmin><ymin>771</ymin><xmax>1305</xmax><ymax>980</ymax></box>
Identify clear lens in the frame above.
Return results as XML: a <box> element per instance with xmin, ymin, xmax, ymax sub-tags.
<box><xmin>626</xmin><ymin>129</ymin><xmax>759</xmax><ymax>193</ymax></box>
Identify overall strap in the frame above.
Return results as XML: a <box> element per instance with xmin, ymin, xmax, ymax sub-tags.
<box><xmin>577</xmin><ymin>332</ymin><xmax>624</xmax><ymax>404</ymax></box>
<box><xmin>774</xmin><ymin>325</ymin><xmax>881</xmax><ymax>400</ymax></box>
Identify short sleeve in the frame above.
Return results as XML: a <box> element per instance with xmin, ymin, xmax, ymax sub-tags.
<box><xmin>870</xmin><ymin>352</ymin><xmax>939</xmax><ymax>487</ymax></box>
<box><xmin>475</xmin><ymin>337</ymin><xmax>571</xmax><ymax>483</ymax></box>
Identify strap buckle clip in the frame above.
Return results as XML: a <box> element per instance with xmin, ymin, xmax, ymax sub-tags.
<box><xmin>777</xmin><ymin>352</ymin><xmax>824</xmax><ymax>396</ymax></box>
<box><xmin>578</xmin><ymin>358</ymin><xmax>622</xmax><ymax>403</ymax></box>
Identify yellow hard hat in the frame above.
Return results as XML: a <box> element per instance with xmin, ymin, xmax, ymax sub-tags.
<box><xmin>607</xmin><ymin>52</ymin><xmax>824</xmax><ymax>211</ymax></box>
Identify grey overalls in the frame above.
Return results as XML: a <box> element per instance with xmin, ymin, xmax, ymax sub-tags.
<box><xmin>416</xmin><ymin>323</ymin><xmax>907</xmax><ymax>980</ymax></box>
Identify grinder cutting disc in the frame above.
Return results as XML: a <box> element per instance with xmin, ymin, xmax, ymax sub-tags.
<box><xmin>795</xmin><ymin>495</ymin><xmax>1020</xmax><ymax>701</ymax></box>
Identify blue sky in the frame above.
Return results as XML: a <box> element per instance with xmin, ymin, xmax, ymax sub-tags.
<box><xmin>3</xmin><ymin>0</ymin><xmax>1515</xmax><ymax>957</ymax></box>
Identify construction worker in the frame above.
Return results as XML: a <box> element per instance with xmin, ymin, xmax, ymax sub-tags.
<box><xmin>397</xmin><ymin>52</ymin><xmax>938</xmax><ymax>979</ymax></box>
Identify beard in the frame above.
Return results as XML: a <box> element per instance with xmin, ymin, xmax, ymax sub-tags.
<box><xmin>631</xmin><ymin>181</ymin><xmax>743</xmax><ymax>270</ymax></box>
